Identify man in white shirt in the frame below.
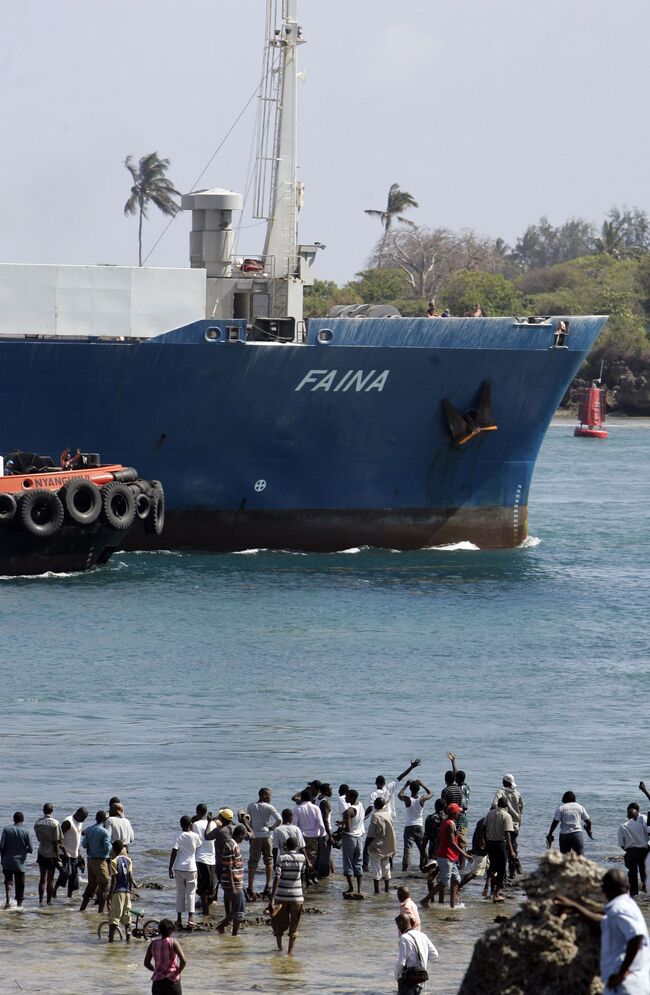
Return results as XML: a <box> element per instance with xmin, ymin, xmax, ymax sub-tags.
<box><xmin>105</xmin><ymin>802</ymin><xmax>134</xmax><ymax>848</ymax></box>
<box><xmin>493</xmin><ymin>774</ymin><xmax>524</xmax><ymax>878</ymax></box>
<box><xmin>363</xmin><ymin>759</ymin><xmax>421</xmax><ymax>871</ymax></box>
<box><xmin>368</xmin><ymin>759</ymin><xmax>422</xmax><ymax>822</ymax></box>
<box><xmin>192</xmin><ymin>803</ymin><xmax>217</xmax><ymax>915</ymax></box>
<box><xmin>54</xmin><ymin>807</ymin><xmax>87</xmax><ymax>899</ymax></box>
<box><xmin>618</xmin><ymin>804</ymin><xmax>649</xmax><ymax>897</ymax></box>
<box><xmin>394</xmin><ymin>913</ymin><xmax>439</xmax><ymax>994</ymax></box>
<box><xmin>168</xmin><ymin>815</ymin><xmax>201</xmax><ymax>931</ymax></box>
<box><xmin>272</xmin><ymin>809</ymin><xmax>306</xmax><ymax>865</ymax></box>
<box><xmin>556</xmin><ymin>868</ymin><xmax>650</xmax><ymax>995</ymax></box>
<box><xmin>341</xmin><ymin>789</ymin><xmax>366</xmax><ymax>898</ymax></box>
<box><xmin>398</xmin><ymin>779</ymin><xmax>433</xmax><ymax>872</ymax></box>
<box><xmin>245</xmin><ymin>788</ymin><xmax>281</xmax><ymax>899</ymax></box>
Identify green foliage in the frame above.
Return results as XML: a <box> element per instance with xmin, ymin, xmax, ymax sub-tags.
<box><xmin>303</xmin><ymin>279</ymin><xmax>359</xmax><ymax>318</ymax></box>
<box><xmin>521</xmin><ymin>256</ymin><xmax>642</xmax><ymax>319</ymax></box>
<box><xmin>347</xmin><ymin>268</ymin><xmax>411</xmax><ymax>303</ymax></box>
<box><xmin>364</xmin><ymin>183</ymin><xmax>418</xmax><ymax>234</ymax></box>
<box><xmin>393</xmin><ymin>298</ymin><xmax>429</xmax><ymax>317</ymax></box>
<box><xmin>590</xmin><ymin>314</ymin><xmax>650</xmax><ymax>365</ymax></box>
<box><xmin>440</xmin><ymin>271</ymin><xmax>523</xmax><ymax>316</ymax></box>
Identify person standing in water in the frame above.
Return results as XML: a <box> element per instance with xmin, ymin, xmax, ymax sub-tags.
<box><xmin>546</xmin><ymin>791</ymin><xmax>593</xmax><ymax>855</ymax></box>
<box><xmin>144</xmin><ymin>918</ymin><xmax>187</xmax><ymax>995</ymax></box>
<box><xmin>398</xmin><ymin>779</ymin><xmax>433</xmax><ymax>871</ymax></box>
<box><xmin>34</xmin><ymin>803</ymin><xmax>63</xmax><ymax>906</ymax></box>
<box><xmin>493</xmin><ymin>774</ymin><xmax>524</xmax><ymax>877</ymax></box>
<box><xmin>1</xmin><ymin>812</ymin><xmax>32</xmax><ymax>909</ymax></box>
<box><xmin>269</xmin><ymin>836</ymin><xmax>306</xmax><ymax>955</ymax></box>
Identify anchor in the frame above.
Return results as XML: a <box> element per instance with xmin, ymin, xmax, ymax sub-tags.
<box><xmin>442</xmin><ymin>381</ymin><xmax>498</xmax><ymax>446</ymax></box>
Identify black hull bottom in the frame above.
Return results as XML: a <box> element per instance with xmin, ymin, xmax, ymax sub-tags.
<box><xmin>126</xmin><ymin>506</ymin><xmax>528</xmax><ymax>554</ymax></box>
<box><xmin>0</xmin><ymin>522</ymin><xmax>127</xmax><ymax>576</ymax></box>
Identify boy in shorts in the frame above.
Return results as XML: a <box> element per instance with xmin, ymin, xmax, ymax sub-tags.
<box><xmin>108</xmin><ymin>840</ymin><xmax>136</xmax><ymax>942</ymax></box>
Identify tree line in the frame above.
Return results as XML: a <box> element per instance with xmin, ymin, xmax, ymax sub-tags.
<box><xmin>306</xmin><ymin>186</ymin><xmax>650</xmax><ymax>374</ymax></box>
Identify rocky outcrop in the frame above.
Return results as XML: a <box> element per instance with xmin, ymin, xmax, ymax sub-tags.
<box><xmin>564</xmin><ymin>361</ymin><xmax>650</xmax><ymax>415</ymax></box>
<box><xmin>458</xmin><ymin>851</ymin><xmax>604</xmax><ymax>995</ymax></box>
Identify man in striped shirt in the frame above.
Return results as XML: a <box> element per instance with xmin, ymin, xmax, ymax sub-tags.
<box><xmin>217</xmin><ymin>825</ymin><xmax>247</xmax><ymax>936</ymax></box>
<box><xmin>269</xmin><ymin>837</ymin><xmax>306</xmax><ymax>955</ymax></box>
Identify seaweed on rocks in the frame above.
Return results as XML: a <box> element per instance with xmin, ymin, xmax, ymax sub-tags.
<box><xmin>458</xmin><ymin>851</ymin><xmax>604</xmax><ymax>995</ymax></box>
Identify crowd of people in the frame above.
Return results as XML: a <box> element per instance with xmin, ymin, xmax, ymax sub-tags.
<box><xmin>1</xmin><ymin>761</ymin><xmax>650</xmax><ymax>995</ymax></box>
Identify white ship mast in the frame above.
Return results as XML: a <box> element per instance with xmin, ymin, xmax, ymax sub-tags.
<box><xmin>252</xmin><ymin>0</ymin><xmax>320</xmax><ymax>322</ymax></box>
<box><xmin>254</xmin><ymin>0</ymin><xmax>302</xmax><ymax>279</ymax></box>
<box><xmin>182</xmin><ymin>0</ymin><xmax>321</xmax><ymax>328</ymax></box>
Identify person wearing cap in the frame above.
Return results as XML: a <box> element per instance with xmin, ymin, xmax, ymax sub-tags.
<box><xmin>431</xmin><ymin>803</ymin><xmax>472</xmax><ymax>909</ymax></box>
<box><xmin>484</xmin><ymin>797</ymin><xmax>516</xmax><ymax>904</ymax></box>
<box><xmin>205</xmin><ymin>808</ymin><xmax>236</xmax><ymax>901</ymax></box>
<box><xmin>493</xmin><ymin>774</ymin><xmax>524</xmax><ymax>878</ymax></box>
<box><xmin>555</xmin><ymin>867</ymin><xmax>650</xmax><ymax>995</ymax></box>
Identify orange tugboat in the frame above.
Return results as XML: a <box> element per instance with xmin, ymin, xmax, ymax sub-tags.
<box><xmin>0</xmin><ymin>450</ymin><xmax>164</xmax><ymax>576</ymax></box>
<box><xmin>574</xmin><ymin>381</ymin><xmax>608</xmax><ymax>439</ymax></box>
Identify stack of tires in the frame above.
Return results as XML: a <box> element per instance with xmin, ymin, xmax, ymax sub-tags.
<box><xmin>0</xmin><ymin>472</ymin><xmax>164</xmax><ymax>540</ymax></box>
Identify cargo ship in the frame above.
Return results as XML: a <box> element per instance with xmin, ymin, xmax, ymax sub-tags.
<box><xmin>0</xmin><ymin>2</ymin><xmax>605</xmax><ymax>552</ymax></box>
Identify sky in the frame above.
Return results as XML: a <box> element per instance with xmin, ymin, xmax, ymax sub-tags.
<box><xmin>1</xmin><ymin>0</ymin><xmax>648</xmax><ymax>285</ymax></box>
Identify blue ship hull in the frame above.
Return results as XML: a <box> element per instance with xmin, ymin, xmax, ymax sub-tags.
<box><xmin>0</xmin><ymin>315</ymin><xmax>605</xmax><ymax>550</ymax></box>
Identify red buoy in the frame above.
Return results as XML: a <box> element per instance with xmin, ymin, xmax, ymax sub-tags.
<box><xmin>574</xmin><ymin>382</ymin><xmax>608</xmax><ymax>438</ymax></box>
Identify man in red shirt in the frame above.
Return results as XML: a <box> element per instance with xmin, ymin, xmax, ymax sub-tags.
<box><xmin>432</xmin><ymin>803</ymin><xmax>473</xmax><ymax>909</ymax></box>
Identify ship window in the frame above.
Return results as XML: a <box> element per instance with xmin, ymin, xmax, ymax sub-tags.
<box><xmin>205</xmin><ymin>326</ymin><xmax>222</xmax><ymax>342</ymax></box>
<box><xmin>317</xmin><ymin>328</ymin><xmax>333</xmax><ymax>343</ymax></box>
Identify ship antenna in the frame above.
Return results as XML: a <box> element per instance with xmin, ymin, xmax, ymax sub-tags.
<box><xmin>253</xmin><ymin>1</ymin><xmax>305</xmax><ymax>316</ymax></box>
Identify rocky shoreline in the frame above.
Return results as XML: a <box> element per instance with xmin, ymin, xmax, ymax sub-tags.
<box><xmin>563</xmin><ymin>361</ymin><xmax>650</xmax><ymax>416</ymax></box>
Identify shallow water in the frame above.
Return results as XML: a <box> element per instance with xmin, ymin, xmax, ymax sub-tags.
<box><xmin>0</xmin><ymin>420</ymin><xmax>649</xmax><ymax>993</ymax></box>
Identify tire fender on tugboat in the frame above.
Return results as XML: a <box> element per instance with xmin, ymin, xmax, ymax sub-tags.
<box><xmin>101</xmin><ymin>481</ymin><xmax>136</xmax><ymax>530</ymax></box>
<box><xmin>144</xmin><ymin>484</ymin><xmax>165</xmax><ymax>537</ymax></box>
<box><xmin>0</xmin><ymin>492</ymin><xmax>17</xmax><ymax>522</ymax></box>
<box><xmin>19</xmin><ymin>489</ymin><xmax>64</xmax><ymax>538</ymax></box>
<box><xmin>60</xmin><ymin>477</ymin><xmax>102</xmax><ymax>526</ymax></box>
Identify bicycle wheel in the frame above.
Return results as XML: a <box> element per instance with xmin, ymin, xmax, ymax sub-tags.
<box><xmin>97</xmin><ymin>920</ymin><xmax>123</xmax><ymax>941</ymax></box>
<box><xmin>143</xmin><ymin>919</ymin><xmax>159</xmax><ymax>940</ymax></box>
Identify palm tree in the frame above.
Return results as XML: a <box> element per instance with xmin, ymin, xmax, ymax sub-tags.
<box><xmin>124</xmin><ymin>152</ymin><xmax>180</xmax><ymax>266</ymax></box>
<box><xmin>365</xmin><ymin>183</ymin><xmax>418</xmax><ymax>265</ymax></box>
<box><xmin>595</xmin><ymin>219</ymin><xmax>623</xmax><ymax>259</ymax></box>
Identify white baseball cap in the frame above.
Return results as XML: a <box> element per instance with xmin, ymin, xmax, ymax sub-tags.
<box><xmin>503</xmin><ymin>774</ymin><xmax>517</xmax><ymax>787</ymax></box>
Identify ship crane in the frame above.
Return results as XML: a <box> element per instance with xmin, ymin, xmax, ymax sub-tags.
<box><xmin>181</xmin><ymin>0</ymin><xmax>321</xmax><ymax>332</ymax></box>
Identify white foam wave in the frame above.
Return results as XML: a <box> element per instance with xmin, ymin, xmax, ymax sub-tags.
<box><xmin>232</xmin><ymin>548</ymin><xmax>265</xmax><ymax>555</ymax></box>
<box><xmin>518</xmin><ymin>535</ymin><xmax>541</xmax><ymax>548</ymax></box>
<box><xmin>0</xmin><ymin>569</ymin><xmax>83</xmax><ymax>581</ymax></box>
<box><xmin>337</xmin><ymin>546</ymin><xmax>364</xmax><ymax>554</ymax></box>
<box><xmin>131</xmin><ymin>549</ymin><xmax>185</xmax><ymax>557</ymax></box>
<box><xmin>423</xmin><ymin>541</ymin><xmax>480</xmax><ymax>551</ymax></box>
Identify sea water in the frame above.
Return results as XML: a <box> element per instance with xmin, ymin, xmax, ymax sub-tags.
<box><xmin>0</xmin><ymin>420</ymin><xmax>648</xmax><ymax>994</ymax></box>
